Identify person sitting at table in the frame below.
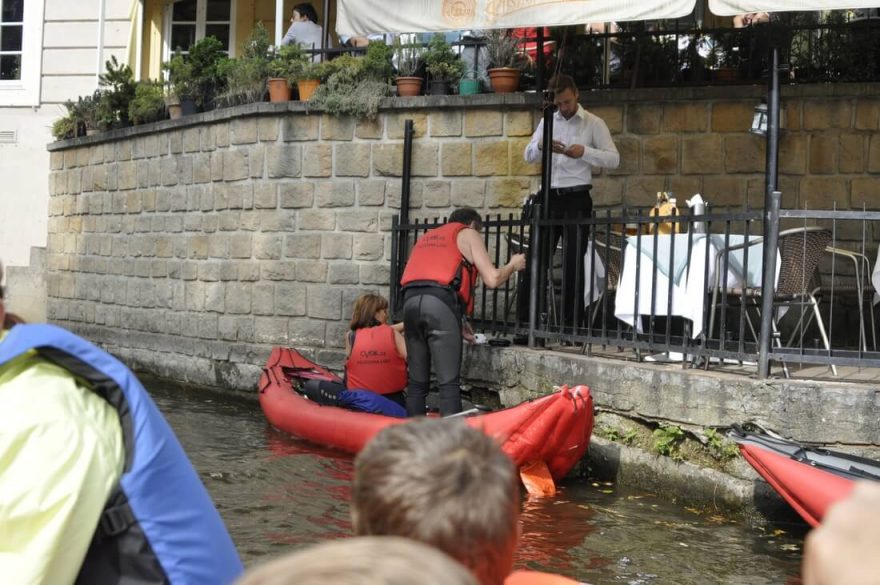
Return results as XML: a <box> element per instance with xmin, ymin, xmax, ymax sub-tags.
<box><xmin>281</xmin><ymin>3</ymin><xmax>329</xmax><ymax>61</ymax></box>
<box><xmin>302</xmin><ymin>293</ymin><xmax>407</xmax><ymax>417</ymax></box>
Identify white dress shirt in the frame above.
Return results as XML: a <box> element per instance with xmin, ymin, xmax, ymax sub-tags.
<box><xmin>524</xmin><ymin>104</ymin><xmax>620</xmax><ymax>188</ymax></box>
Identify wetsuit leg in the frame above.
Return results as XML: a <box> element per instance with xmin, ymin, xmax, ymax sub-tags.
<box><xmin>403</xmin><ymin>294</ymin><xmax>431</xmax><ymax>416</ymax></box>
<box><xmin>403</xmin><ymin>294</ymin><xmax>464</xmax><ymax>416</ymax></box>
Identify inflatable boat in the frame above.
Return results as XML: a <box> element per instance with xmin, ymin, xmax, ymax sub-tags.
<box><xmin>259</xmin><ymin>347</ymin><xmax>594</xmax><ymax>494</ymax></box>
<box><xmin>728</xmin><ymin>425</ymin><xmax>880</xmax><ymax>526</ymax></box>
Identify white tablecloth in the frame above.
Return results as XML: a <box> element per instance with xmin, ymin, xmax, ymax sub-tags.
<box><xmin>614</xmin><ymin>234</ymin><xmax>780</xmax><ymax>338</ymax></box>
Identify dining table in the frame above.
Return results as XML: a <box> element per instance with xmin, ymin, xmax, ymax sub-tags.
<box><xmin>613</xmin><ymin>233</ymin><xmax>781</xmax><ymax>338</ymax></box>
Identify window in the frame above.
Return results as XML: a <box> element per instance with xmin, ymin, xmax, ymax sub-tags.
<box><xmin>0</xmin><ymin>0</ymin><xmax>23</xmax><ymax>80</ymax></box>
<box><xmin>167</xmin><ymin>0</ymin><xmax>233</xmax><ymax>57</ymax></box>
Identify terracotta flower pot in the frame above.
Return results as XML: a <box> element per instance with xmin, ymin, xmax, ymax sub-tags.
<box><xmin>296</xmin><ymin>79</ymin><xmax>320</xmax><ymax>101</ymax></box>
<box><xmin>488</xmin><ymin>67</ymin><xmax>521</xmax><ymax>93</ymax></box>
<box><xmin>267</xmin><ymin>77</ymin><xmax>291</xmax><ymax>102</ymax></box>
<box><xmin>395</xmin><ymin>76</ymin><xmax>423</xmax><ymax>97</ymax></box>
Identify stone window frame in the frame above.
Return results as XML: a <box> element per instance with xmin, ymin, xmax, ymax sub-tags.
<box><xmin>0</xmin><ymin>0</ymin><xmax>44</xmax><ymax>106</ymax></box>
<box><xmin>163</xmin><ymin>0</ymin><xmax>236</xmax><ymax>60</ymax></box>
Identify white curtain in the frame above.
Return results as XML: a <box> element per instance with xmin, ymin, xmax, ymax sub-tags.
<box><xmin>335</xmin><ymin>0</ymin><xmax>697</xmax><ymax>37</ymax></box>
<box><xmin>709</xmin><ymin>0</ymin><xmax>880</xmax><ymax>16</ymax></box>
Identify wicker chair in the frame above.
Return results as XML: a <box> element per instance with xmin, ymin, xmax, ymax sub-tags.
<box><xmin>707</xmin><ymin>227</ymin><xmax>835</xmax><ymax>377</ymax></box>
<box><xmin>588</xmin><ymin>230</ymin><xmax>625</xmax><ymax>327</ymax></box>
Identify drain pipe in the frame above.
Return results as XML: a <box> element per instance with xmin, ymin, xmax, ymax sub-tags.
<box><xmin>401</xmin><ymin>119</ymin><xmax>414</xmax><ymax>227</ymax></box>
<box><xmin>96</xmin><ymin>0</ymin><xmax>107</xmax><ymax>86</ymax></box>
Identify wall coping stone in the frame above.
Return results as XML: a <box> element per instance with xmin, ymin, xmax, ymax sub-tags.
<box><xmin>48</xmin><ymin>83</ymin><xmax>879</xmax><ymax>152</ymax></box>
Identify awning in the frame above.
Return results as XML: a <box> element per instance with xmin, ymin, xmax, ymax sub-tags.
<box><xmin>336</xmin><ymin>0</ymin><xmax>880</xmax><ymax>37</ymax></box>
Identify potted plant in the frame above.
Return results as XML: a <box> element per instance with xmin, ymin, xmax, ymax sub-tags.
<box><xmin>484</xmin><ymin>29</ymin><xmax>523</xmax><ymax>93</ymax></box>
<box><xmin>187</xmin><ymin>35</ymin><xmax>229</xmax><ymax>111</ymax></box>
<box><xmin>267</xmin><ymin>43</ymin><xmax>308</xmax><ymax>102</ymax></box>
<box><xmin>392</xmin><ymin>36</ymin><xmax>425</xmax><ymax>96</ymax></box>
<box><xmin>308</xmin><ymin>54</ymin><xmax>392</xmax><ymax>118</ymax></box>
<box><xmin>128</xmin><ymin>80</ymin><xmax>166</xmax><ymax>125</ymax></box>
<box><xmin>162</xmin><ymin>51</ymin><xmax>198</xmax><ymax>115</ymax></box>
<box><xmin>216</xmin><ymin>22</ymin><xmax>272</xmax><ymax>107</ymax></box>
<box><xmin>707</xmin><ymin>30</ymin><xmax>742</xmax><ymax>83</ymax></box>
<box><xmin>424</xmin><ymin>34</ymin><xmax>464</xmax><ymax>95</ymax></box>
<box><xmin>293</xmin><ymin>60</ymin><xmax>329</xmax><ymax>101</ymax></box>
<box><xmin>98</xmin><ymin>56</ymin><xmax>136</xmax><ymax>127</ymax></box>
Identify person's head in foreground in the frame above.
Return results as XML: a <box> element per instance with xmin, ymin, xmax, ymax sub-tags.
<box><xmin>235</xmin><ymin>535</ymin><xmax>478</xmax><ymax>585</ymax></box>
<box><xmin>352</xmin><ymin>419</ymin><xmax>520</xmax><ymax>585</ymax></box>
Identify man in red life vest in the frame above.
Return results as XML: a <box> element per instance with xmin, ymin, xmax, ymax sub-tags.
<box><xmin>399</xmin><ymin>208</ymin><xmax>526</xmax><ymax>417</ymax></box>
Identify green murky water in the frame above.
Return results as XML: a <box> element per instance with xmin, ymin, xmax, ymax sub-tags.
<box><xmin>148</xmin><ymin>381</ymin><xmax>805</xmax><ymax>585</ymax></box>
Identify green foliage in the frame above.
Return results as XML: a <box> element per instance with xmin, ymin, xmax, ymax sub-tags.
<box><xmin>267</xmin><ymin>43</ymin><xmax>309</xmax><ymax>83</ymax></box>
<box><xmin>296</xmin><ymin>60</ymin><xmax>331</xmax><ymax>82</ymax></box>
<box><xmin>218</xmin><ymin>23</ymin><xmax>272</xmax><ymax>106</ymax></box>
<box><xmin>362</xmin><ymin>40</ymin><xmax>394</xmax><ymax>83</ymax></box>
<box><xmin>485</xmin><ymin>29</ymin><xmax>523</xmax><ymax>69</ymax></box>
<box><xmin>704</xmin><ymin>428</ymin><xmax>740</xmax><ymax>461</ymax></box>
<box><xmin>597</xmin><ymin>425</ymin><xmax>620</xmax><ymax>441</ymax></box>
<box><xmin>308</xmin><ymin>55</ymin><xmax>392</xmax><ymax>118</ymax></box>
<box><xmin>187</xmin><ymin>36</ymin><xmax>229</xmax><ymax>108</ymax></box>
<box><xmin>128</xmin><ymin>81</ymin><xmax>166</xmax><ymax>125</ymax></box>
<box><xmin>51</xmin><ymin>112</ymin><xmax>77</xmax><ymax>141</ymax></box>
<box><xmin>653</xmin><ymin>424</ymin><xmax>685</xmax><ymax>460</ymax></box>
<box><xmin>424</xmin><ymin>34</ymin><xmax>464</xmax><ymax>81</ymax></box>
<box><xmin>98</xmin><ymin>55</ymin><xmax>136</xmax><ymax>125</ymax></box>
<box><xmin>392</xmin><ymin>36</ymin><xmax>424</xmax><ymax>77</ymax></box>
<box><xmin>163</xmin><ymin>51</ymin><xmax>196</xmax><ymax>98</ymax></box>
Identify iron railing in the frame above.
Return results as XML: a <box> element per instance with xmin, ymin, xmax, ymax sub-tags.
<box><xmin>389</xmin><ymin>198</ymin><xmax>880</xmax><ymax>379</ymax></box>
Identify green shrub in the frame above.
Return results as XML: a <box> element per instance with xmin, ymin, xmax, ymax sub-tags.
<box><xmin>217</xmin><ymin>23</ymin><xmax>271</xmax><ymax>106</ymax></box>
<box><xmin>653</xmin><ymin>424</ymin><xmax>685</xmax><ymax>460</ymax></box>
<box><xmin>98</xmin><ymin>55</ymin><xmax>136</xmax><ymax>126</ymax></box>
<box><xmin>424</xmin><ymin>34</ymin><xmax>464</xmax><ymax>81</ymax></box>
<box><xmin>308</xmin><ymin>54</ymin><xmax>392</xmax><ymax>118</ymax></box>
<box><xmin>268</xmin><ymin>43</ymin><xmax>309</xmax><ymax>83</ymax></box>
<box><xmin>128</xmin><ymin>81</ymin><xmax>166</xmax><ymax>125</ymax></box>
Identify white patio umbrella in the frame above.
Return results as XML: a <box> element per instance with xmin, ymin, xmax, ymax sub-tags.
<box><xmin>336</xmin><ymin>0</ymin><xmax>880</xmax><ymax>37</ymax></box>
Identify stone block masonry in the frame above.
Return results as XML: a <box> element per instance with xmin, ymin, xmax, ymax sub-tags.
<box><xmin>45</xmin><ymin>86</ymin><xmax>880</xmax><ymax>393</ymax></box>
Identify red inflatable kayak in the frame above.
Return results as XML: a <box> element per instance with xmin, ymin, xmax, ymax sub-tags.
<box><xmin>259</xmin><ymin>347</ymin><xmax>594</xmax><ymax>492</ymax></box>
<box><xmin>728</xmin><ymin>425</ymin><xmax>880</xmax><ymax>526</ymax></box>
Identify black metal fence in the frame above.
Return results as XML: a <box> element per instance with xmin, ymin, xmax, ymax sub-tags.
<box><xmin>389</xmin><ymin>196</ymin><xmax>880</xmax><ymax>379</ymax></box>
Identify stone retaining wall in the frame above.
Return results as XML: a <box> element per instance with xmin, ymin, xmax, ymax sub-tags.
<box><xmin>44</xmin><ymin>84</ymin><xmax>880</xmax><ymax>392</ymax></box>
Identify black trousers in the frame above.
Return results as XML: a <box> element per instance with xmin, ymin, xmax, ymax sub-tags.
<box><xmin>516</xmin><ymin>188</ymin><xmax>592</xmax><ymax>331</ymax></box>
<box><xmin>403</xmin><ymin>292</ymin><xmax>463</xmax><ymax>417</ymax></box>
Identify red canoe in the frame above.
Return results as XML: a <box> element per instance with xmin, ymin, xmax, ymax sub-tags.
<box><xmin>728</xmin><ymin>425</ymin><xmax>880</xmax><ymax>526</ymax></box>
<box><xmin>259</xmin><ymin>347</ymin><xmax>594</xmax><ymax>489</ymax></box>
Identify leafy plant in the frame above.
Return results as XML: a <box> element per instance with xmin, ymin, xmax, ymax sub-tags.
<box><xmin>362</xmin><ymin>40</ymin><xmax>394</xmax><ymax>83</ymax></box>
<box><xmin>424</xmin><ymin>34</ymin><xmax>464</xmax><ymax>81</ymax></box>
<box><xmin>653</xmin><ymin>424</ymin><xmax>685</xmax><ymax>460</ymax></box>
<box><xmin>704</xmin><ymin>428</ymin><xmax>739</xmax><ymax>461</ymax></box>
<box><xmin>163</xmin><ymin>51</ymin><xmax>196</xmax><ymax>99</ymax></box>
<box><xmin>485</xmin><ymin>29</ymin><xmax>523</xmax><ymax>69</ymax></box>
<box><xmin>51</xmin><ymin>106</ymin><xmax>78</xmax><ymax>140</ymax></box>
<box><xmin>268</xmin><ymin>43</ymin><xmax>309</xmax><ymax>83</ymax></box>
<box><xmin>295</xmin><ymin>59</ymin><xmax>331</xmax><ymax>82</ymax></box>
<box><xmin>187</xmin><ymin>35</ymin><xmax>229</xmax><ymax>108</ymax></box>
<box><xmin>128</xmin><ymin>81</ymin><xmax>166</xmax><ymax>125</ymax></box>
<box><xmin>393</xmin><ymin>36</ymin><xmax>424</xmax><ymax>77</ymax></box>
<box><xmin>98</xmin><ymin>55</ymin><xmax>136</xmax><ymax>126</ymax></box>
<box><xmin>217</xmin><ymin>23</ymin><xmax>272</xmax><ymax>106</ymax></box>
<box><xmin>308</xmin><ymin>54</ymin><xmax>392</xmax><ymax>118</ymax></box>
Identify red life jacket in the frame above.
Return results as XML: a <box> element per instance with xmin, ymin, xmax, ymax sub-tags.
<box><xmin>400</xmin><ymin>222</ymin><xmax>478</xmax><ymax>315</ymax></box>
<box><xmin>345</xmin><ymin>324</ymin><xmax>407</xmax><ymax>394</ymax></box>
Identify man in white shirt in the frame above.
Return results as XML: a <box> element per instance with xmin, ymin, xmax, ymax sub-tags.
<box><xmin>521</xmin><ymin>74</ymin><xmax>619</xmax><ymax>333</ymax></box>
<box><xmin>281</xmin><ymin>3</ymin><xmax>326</xmax><ymax>62</ymax></box>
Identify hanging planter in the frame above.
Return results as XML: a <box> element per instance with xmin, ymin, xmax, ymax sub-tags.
<box><xmin>395</xmin><ymin>76</ymin><xmax>423</xmax><ymax>97</ymax></box>
<box><xmin>267</xmin><ymin>78</ymin><xmax>291</xmax><ymax>102</ymax></box>
<box><xmin>487</xmin><ymin>67</ymin><xmax>520</xmax><ymax>93</ymax></box>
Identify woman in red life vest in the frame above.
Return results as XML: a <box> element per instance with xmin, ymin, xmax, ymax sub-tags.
<box><xmin>303</xmin><ymin>294</ymin><xmax>408</xmax><ymax>415</ymax></box>
<box><xmin>399</xmin><ymin>208</ymin><xmax>526</xmax><ymax>417</ymax></box>
<box><xmin>344</xmin><ymin>294</ymin><xmax>407</xmax><ymax>407</ymax></box>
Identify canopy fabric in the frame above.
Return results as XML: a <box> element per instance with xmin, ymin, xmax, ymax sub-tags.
<box><xmin>709</xmin><ymin>0</ymin><xmax>880</xmax><ymax>16</ymax></box>
<box><xmin>335</xmin><ymin>0</ymin><xmax>696</xmax><ymax>37</ymax></box>
<box><xmin>337</xmin><ymin>0</ymin><xmax>877</xmax><ymax>37</ymax></box>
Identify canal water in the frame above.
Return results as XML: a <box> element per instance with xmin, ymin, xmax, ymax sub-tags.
<box><xmin>147</xmin><ymin>379</ymin><xmax>806</xmax><ymax>585</ymax></box>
